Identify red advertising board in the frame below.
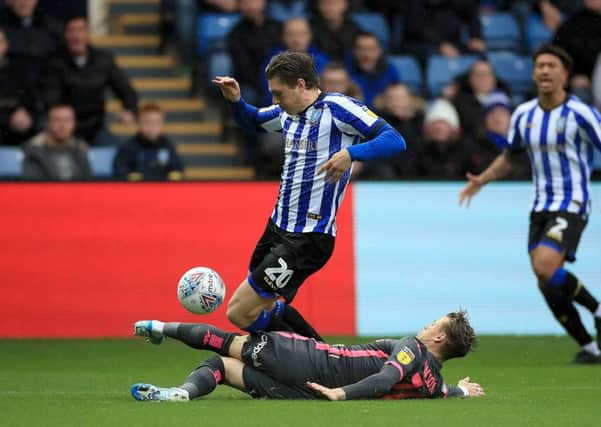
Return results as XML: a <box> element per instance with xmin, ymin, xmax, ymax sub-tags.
<box><xmin>0</xmin><ymin>183</ymin><xmax>355</xmax><ymax>337</ymax></box>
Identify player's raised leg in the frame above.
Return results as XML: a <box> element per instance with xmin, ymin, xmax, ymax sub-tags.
<box><xmin>133</xmin><ymin>320</ymin><xmax>247</xmax><ymax>357</ymax></box>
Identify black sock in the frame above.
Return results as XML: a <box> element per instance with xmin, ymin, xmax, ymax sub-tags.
<box><xmin>163</xmin><ymin>323</ymin><xmax>238</xmax><ymax>356</ymax></box>
<box><xmin>540</xmin><ymin>284</ymin><xmax>592</xmax><ymax>346</ymax></box>
<box><xmin>281</xmin><ymin>305</ymin><xmax>324</xmax><ymax>341</ymax></box>
<box><xmin>573</xmin><ymin>285</ymin><xmax>600</xmax><ymax>314</ymax></box>
<box><xmin>180</xmin><ymin>356</ymin><xmax>225</xmax><ymax>399</ymax></box>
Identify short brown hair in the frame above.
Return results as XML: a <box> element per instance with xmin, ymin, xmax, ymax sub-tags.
<box><xmin>139</xmin><ymin>102</ymin><xmax>163</xmax><ymax>116</ymax></box>
<box><xmin>533</xmin><ymin>44</ymin><xmax>573</xmax><ymax>74</ymax></box>
<box><xmin>441</xmin><ymin>310</ymin><xmax>476</xmax><ymax>360</ymax></box>
<box><xmin>265</xmin><ymin>51</ymin><xmax>319</xmax><ymax>89</ymax></box>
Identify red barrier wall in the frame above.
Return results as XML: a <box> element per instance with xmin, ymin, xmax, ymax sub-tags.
<box><xmin>0</xmin><ymin>183</ymin><xmax>355</xmax><ymax>337</ymax></box>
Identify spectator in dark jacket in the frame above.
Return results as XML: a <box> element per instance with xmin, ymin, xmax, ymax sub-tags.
<box><xmin>345</xmin><ymin>32</ymin><xmax>400</xmax><ymax>109</ymax></box>
<box><xmin>358</xmin><ymin>83</ymin><xmax>423</xmax><ymax>179</ymax></box>
<box><xmin>309</xmin><ymin>0</ymin><xmax>361</xmax><ymax>61</ymax></box>
<box><xmin>44</xmin><ymin>16</ymin><xmax>138</xmax><ymax>145</ymax></box>
<box><xmin>22</xmin><ymin>104</ymin><xmax>91</xmax><ymax>181</ymax></box>
<box><xmin>0</xmin><ymin>0</ymin><xmax>63</xmax><ymax>97</ymax></box>
<box><xmin>416</xmin><ymin>98</ymin><xmax>480</xmax><ymax>179</ymax></box>
<box><xmin>0</xmin><ymin>27</ymin><xmax>37</xmax><ymax>145</ymax></box>
<box><xmin>402</xmin><ymin>0</ymin><xmax>485</xmax><ymax>66</ymax></box>
<box><xmin>552</xmin><ymin>0</ymin><xmax>601</xmax><ymax>103</ymax></box>
<box><xmin>451</xmin><ymin>59</ymin><xmax>511</xmax><ymax>141</ymax></box>
<box><xmin>227</xmin><ymin>0</ymin><xmax>282</xmax><ymax>105</ymax></box>
<box><xmin>113</xmin><ymin>103</ymin><xmax>184</xmax><ymax>181</ymax></box>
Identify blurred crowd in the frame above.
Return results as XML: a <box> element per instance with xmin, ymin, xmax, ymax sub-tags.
<box><xmin>1</xmin><ymin>0</ymin><xmax>601</xmax><ymax>181</ymax></box>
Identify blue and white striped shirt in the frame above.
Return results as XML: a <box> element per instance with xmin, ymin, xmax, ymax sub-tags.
<box><xmin>507</xmin><ymin>96</ymin><xmax>601</xmax><ymax>217</ymax></box>
<box><xmin>235</xmin><ymin>92</ymin><xmax>400</xmax><ymax>235</ymax></box>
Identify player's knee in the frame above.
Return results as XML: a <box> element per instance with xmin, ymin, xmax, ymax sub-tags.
<box><xmin>531</xmin><ymin>256</ymin><xmax>560</xmax><ymax>282</ymax></box>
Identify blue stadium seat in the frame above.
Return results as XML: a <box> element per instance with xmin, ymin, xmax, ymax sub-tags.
<box><xmin>88</xmin><ymin>146</ymin><xmax>117</xmax><ymax>179</ymax></box>
<box><xmin>351</xmin><ymin>12</ymin><xmax>390</xmax><ymax>51</ymax></box>
<box><xmin>488</xmin><ymin>51</ymin><xmax>534</xmax><ymax>96</ymax></box>
<box><xmin>480</xmin><ymin>12</ymin><xmax>520</xmax><ymax>51</ymax></box>
<box><xmin>197</xmin><ymin>13</ymin><xmax>241</xmax><ymax>56</ymax></box>
<box><xmin>426</xmin><ymin>55</ymin><xmax>478</xmax><ymax>97</ymax></box>
<box><xmin>208</xmin><ymin>52</ymin><xmax>233</xmax><ymax>87</ymax></box>
<box><xmin>0</xmin><ymin>146</ymin><xmax>23</xmax><ymax>178</ymax></box>
<box><xmin>389</xmin><ymin>55</ymin><xmax>423</xmax><ymax>95</ymax></box>
<box><xmin>526</xmin><ymin>14</ymin><xmax>552</xmax><ymax>53</ymax></box>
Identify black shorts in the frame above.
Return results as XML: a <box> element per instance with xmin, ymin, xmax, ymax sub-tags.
<box><xmin>528</xmin><ymin>211</ymin><xmax>587</xmax><ymax>262</ymax></box>
<box><xmin>241</xmin><ymin>332</ymin><xmax>321</xmax><ymax>399</ymax></box>
<box><xmin>248</xmin><ymin>219</ymin><xmax>335</xmax><ymax>302</ymax></box>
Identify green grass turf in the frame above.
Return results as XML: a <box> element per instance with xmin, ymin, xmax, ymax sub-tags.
<box><xmin>0</xmin><ymin>336</ymin><xmax>599</xmax><ymax>427</ymax></box>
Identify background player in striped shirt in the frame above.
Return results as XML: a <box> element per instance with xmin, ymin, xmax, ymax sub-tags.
<box><xmin>130</xmin><ymin>310</ymin><xmax>484</xmax><ymax>401</ymax></box>
<box><xmin>212</xmin><ymin>51</ymin><xmax>406</xmax><ymax>340</ymax></box>
<box><xmin>459</xmin><ymin>45</ymin><xmax>601</xmax><ymax>364</ymax></box>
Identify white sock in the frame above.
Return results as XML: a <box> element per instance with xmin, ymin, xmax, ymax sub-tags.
<box><xmin>595</xmin><ymin>305</ymin><xmax>601</xmax><ymax>318</ymax></box>
<box><xmin>582</xmin><ymin>341</ymin><xmax>601</xmax><ymax>356</ymax></box>
<box><xmin>151</xmin><ymin>320</ymin><xmax>165</xmax><ymax>334</ymax></box>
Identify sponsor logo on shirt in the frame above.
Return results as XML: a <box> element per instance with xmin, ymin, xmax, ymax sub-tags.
<box><xmin>396</xmin><ymin>346</ymin><xmax>415</xmax><ymax>365</ymax></box>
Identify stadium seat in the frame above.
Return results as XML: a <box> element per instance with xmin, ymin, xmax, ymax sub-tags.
<box><xmin>526</xmin><ymin>14</ymin><xmax>552</xmax><ymax>53</ymax></box>
<box><xmin>0</xmin><ymin>146</ymin><xmax>23</xmax><ymax>179</ymax></box>
<box><xmin>389</xmin><ymin>55</ymin><xmax>423</xmax><ymax>95</ymax></box>
<box><xmin>88</xmin><ymin>146</ymin><xmax>118</xmax><ymax>179</ymax></box>
<box><xmin>197</xmin><ymin>13</ymin><xmax>241</xmax><ymax>56</ymax></box>
<box><xmin>426</xmin><ymin>55</ymin><xmax>478</xmax><ymax>97</ymax></box>
<box><xmin>351</xmin><ymin>12</ymin><xmax>390</xmax><ymax>51</ymax></box>
<box><xmin>480</xmin><ymin>12</ymin><xmax>521</xmax><ymax>51</ymax></box>
<box><xmin>208</xmin><ymin>52</ymin><xmax>233</xmax><ymax>87</ymax></box>
<box><xmin>488</xmin><ymin>51</ymin><xmax>534</xmax><ymax>96</ymax></box>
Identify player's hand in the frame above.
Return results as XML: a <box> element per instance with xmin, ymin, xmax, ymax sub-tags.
<box><xmin>212</xmin><ymin>76</ymin><xmax>241</xmax><ymax>102</ymax></box>
<box><xmin>458</xmin><ymin>172</ymin><xmax>485</xmax><ymax>207</ymax></box>
<box><xmin>306</xmin><ymin>382</ymin><xmax>346</xmax><ymax>401</ymax></box>
<box><xmin>318</xmin><ymin>149</ymin><xmax>352</xmax><ymax>184</ymax></box>
<box><xmin>458</xmin><ymin>377</ymin><xmax>485</xmax><ymax>397</ymax></box>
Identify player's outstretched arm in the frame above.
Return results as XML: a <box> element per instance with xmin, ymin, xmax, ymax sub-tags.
<box><xmin>212</xmin><ymin>76</ymin><xmax>241</xmax><ymax>102</ymax></box>
<box><xmin>459</xmin><ymin>151</ymin><xmax>513</xmax><ymax>207</ymax></box>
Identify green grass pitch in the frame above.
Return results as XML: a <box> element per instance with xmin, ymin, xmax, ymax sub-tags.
<box><xmin>1</xmin><ymin>336</ymin><xmax>599</xmax><ymax>427</ymax></box>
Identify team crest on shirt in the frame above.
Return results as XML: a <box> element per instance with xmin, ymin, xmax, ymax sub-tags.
<box><xmin>396</xmin><ymin>347</ymin><xmax>415</xmax><ymax>365</ymax></box>
<box><xmin>309</xmin><ymin>109</ymin><xmax>322</xmax><ymax>125</ymax></box>
<box><xmin>556</xmin><ymin>116</ymin><xmax>567</xmax><ymax>134</ymax></box>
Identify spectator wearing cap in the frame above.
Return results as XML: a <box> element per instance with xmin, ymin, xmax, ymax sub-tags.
<box><xmin>113</xmin><ymin>103</ymin><xmax>184</xmax><ymax>181</ymax></box>
<box><xmin>473</xmin><ymin>91</ymin><xmax>530</xmax><ymax>178</ymax></box>
<box><xmin>416</xmin><ymin>98</ymin><xmax>480</xmax><ymax>179</ymax></box>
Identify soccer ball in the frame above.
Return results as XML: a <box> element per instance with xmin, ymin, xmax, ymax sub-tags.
<box><xmin>177</xmin><ymin>266</ymin><xmax>226</xmax><ymax>314</ymax></box>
